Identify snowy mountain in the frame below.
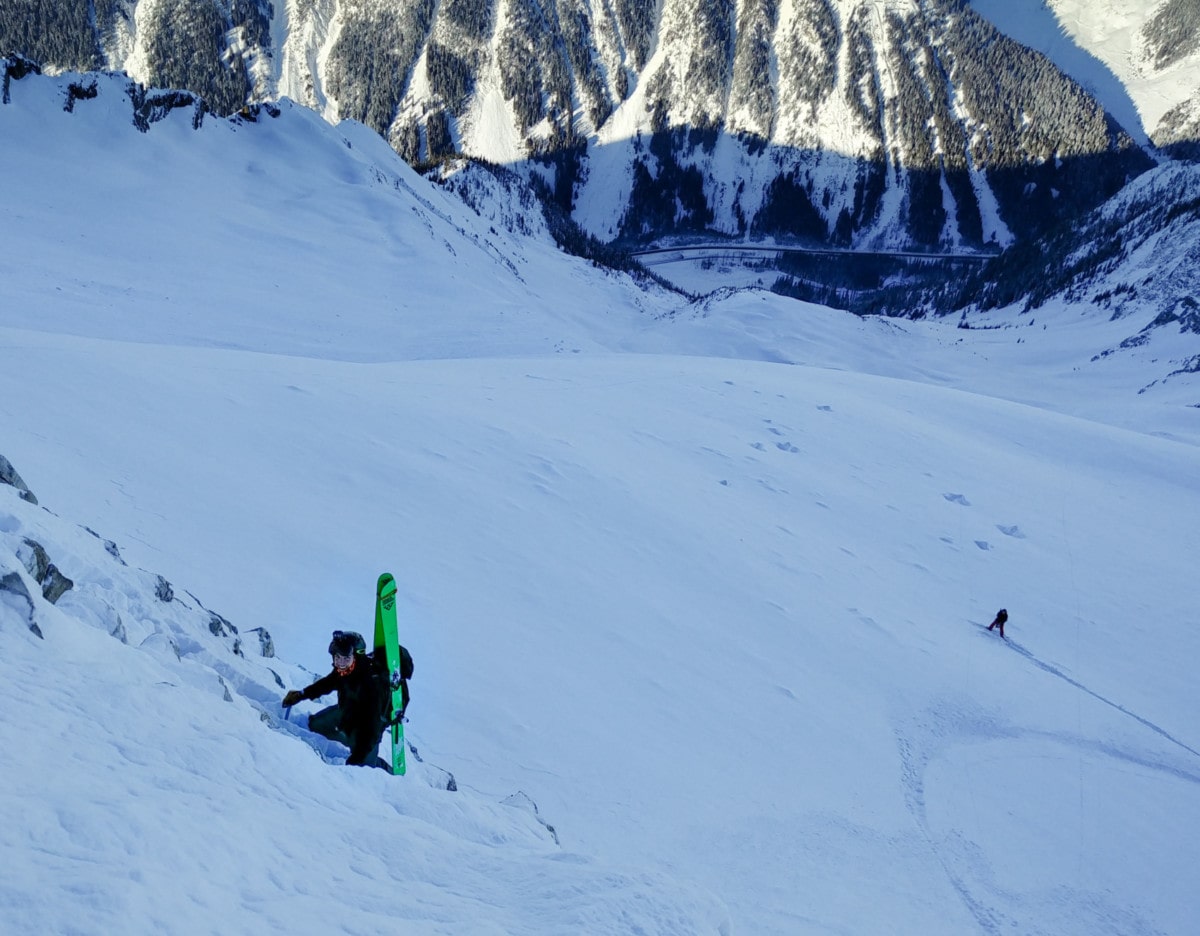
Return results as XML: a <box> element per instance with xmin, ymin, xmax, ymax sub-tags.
<box><xmin>927</xmin><ymin>157</ymin><xmax>1200</xmax><ymax>342</ymax></box>
<box><xmin>969</xmin><ymin>0</ymin><xmax>1200</xmax><ymax>155</ymax></box>
<box><xmin>1</xmin><ymin>0</ymin><xmax>1164</xmax><ymax>250</ymax></box>
<box><xmin>3</xmin><ymin>61</ymin><xmax>1200</xmax><ymax>935</ymax></box>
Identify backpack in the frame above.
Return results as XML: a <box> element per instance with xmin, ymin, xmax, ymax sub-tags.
<box><xmin>365</xmin><ymin>645</ymin><xmax>412</xmax><ymax>723</ymax></box>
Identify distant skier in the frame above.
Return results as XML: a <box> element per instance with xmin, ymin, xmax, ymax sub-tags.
<box><xmin>282</xmin><ymin>630</ymin><xmax>386</xmax><ymax>767</ymax></box>
<box><xmin>987</xmin><ymin>608</ymin><xmax>1009</xmax><ymax>639</ymax></box>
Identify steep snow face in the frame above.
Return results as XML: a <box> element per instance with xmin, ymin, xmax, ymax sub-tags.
<box><xmin>0</xmin><ymin>470</ymin><xmax>723</xmax><ymax>934</ymax></box>
<box><xmin>2</xmin><ymin>0</ymin><xmax>1155</xmax><ymax>249</ymax></box>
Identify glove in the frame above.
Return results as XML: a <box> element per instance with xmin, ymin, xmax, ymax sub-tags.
<box><xmin>282</xmin><ymin>690</ymin><xmax>303</xmax><ymax>707</ymax></box>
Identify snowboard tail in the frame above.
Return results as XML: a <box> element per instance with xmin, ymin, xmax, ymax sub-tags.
<box><xmin>374</xmin><ymin>572</ymin><xmax>406</xmax><ymax>775</ymax></box>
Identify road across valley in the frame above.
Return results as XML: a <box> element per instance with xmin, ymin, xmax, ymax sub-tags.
<box><xmin>631</xmin><ymin>243</ymin><xmax>997</xmax><ymax>266</ymax></box>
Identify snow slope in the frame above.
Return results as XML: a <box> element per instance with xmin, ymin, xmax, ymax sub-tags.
<box><xmin>0</xmin><ymin>72</ymin><xmax>679</xmax><ymax>361</ymax></box>
<box><xmin>3</xmin><ymin>70</ymin><xmax>1200</xmax><ymax>935</ymax></box>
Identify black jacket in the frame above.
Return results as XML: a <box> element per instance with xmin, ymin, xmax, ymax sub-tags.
<box><xmin>300</xmin><ymin>654</ymin><xmax>384</xmax><ymax>737</ymax></box>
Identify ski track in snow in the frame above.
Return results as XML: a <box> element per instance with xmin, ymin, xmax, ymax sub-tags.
<box><xmin>896</xmin><ymin>670</ymin><xmax>1200</xmax><ymax>936</ymax></box>
<box><xmin>891</xmin><ymin>619</ymin><xmax>1200</xmax><ymax>935</ymax></box>
<box><xmin>986</xmin><ymin>627</ymin><xmax>1200</xmax><ymax>761</ymax></box>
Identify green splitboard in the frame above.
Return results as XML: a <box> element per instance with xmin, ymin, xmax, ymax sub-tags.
<box><xmin>373</xmin><ymin>572</ymin><xmax>406</xmax><ymax>775</ymax></box>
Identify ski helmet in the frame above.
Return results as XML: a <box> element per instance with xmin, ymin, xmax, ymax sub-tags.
<box><xmin>328</xmin><ymin>630</ymin><xmax>362</xmax><ymax>657</ymax></box>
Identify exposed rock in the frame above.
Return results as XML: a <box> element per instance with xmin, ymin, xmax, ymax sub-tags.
<box><xmin>1</xmin><ymin>570</ymin><xmax>40</xmax><ymax>637</ymax></box>
<box><xmin>85</xmin><ymin>527</ymin><xmax>125</xmax><ymax>564</ymax></box>
<box><xmin>1</xmin><ymin>54</ymin><xmax>41</xmax><ymax>105</ymax></box>
<box><xmin>64</xmin><ymin>79</ymin><xmax>98</xmax><ymax>112</ymax></box>
<box><xmin>18</xmin><ymin>538</ymin><xmax>50</xmax><ymax>583</ymax></box>
<box><xmin>0</xmin><ymin>455</ymin><xmax>38</xmax><ymax>505</ymax></box>
<box><xmin>130</xmin><ymin>85</ymin><xmax>207</xmax><ymax>133</ymax></box>
<box><xmin>154</xmin><ymin>575</ymin><xmax>174</xmax><ymax>602</ymax></box>
<box><xmin>246</xmin><ymin>626</ymin><xmax>276</xmax><ymax>658</ymax></box>
<box><xmin>208</xmin><ymin>611</ymin><xmax>237</xmax><ymax>638</ymax></box>
<box><xmin>41</xmin><ymin>564</ymin><xmax>74</xmax><ymax>604</ymax></box>
<box><xmin>234</xmin><ymin>102</ymin><xmax>281</xmax><ymax>122</ymax></box>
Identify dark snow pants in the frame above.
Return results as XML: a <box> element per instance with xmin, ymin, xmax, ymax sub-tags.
<box><xmin>308</xmin><ymin>705</ymin><xmax>384</xmax><ymax>767</ymax></box>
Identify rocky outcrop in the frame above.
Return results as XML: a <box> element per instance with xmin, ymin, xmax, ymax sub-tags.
<box><xmin>1</xmin><ymin>53</ymin><xmax>41</xmax><ymax>104</ymax></box>
<box><xmin>17</xmin><ymin>538</ymin><xmax>50</xmax><ymax>582</ymax></box>
<box><xmin>0</xmin><ymin>569</ymin><xmax>41</xmax><ymax>638</ymax></box>
<box><xmin>41</xmin><ymin>563</ymin><xmax>74</xmax><ymax>604</ymax></box>
<box><xmin>0</xmin><ymin>454</ymin><xmax>37</xmax><ymax>504</ymax></box>
<box><xmin>0</xmin><ymin>453</ymin><xmax>273</xmax><ymax>659</ymax></box>
<box><xmin>15</xmin><ymin>537</ymin><xmax>73</xmax><ymax>603</ymax></box>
